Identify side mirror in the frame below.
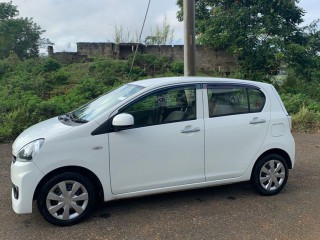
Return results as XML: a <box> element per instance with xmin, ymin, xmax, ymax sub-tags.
<box><xmin>112</xmin><ymin>113</ymin><xmax>134</xmax><ymax>130</ymax></box>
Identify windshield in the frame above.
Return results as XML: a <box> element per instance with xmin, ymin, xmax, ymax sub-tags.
<box><xmin>70</xmin><ymin>84</ymin><xmax>144</xmax><ymax>122</ymax></box>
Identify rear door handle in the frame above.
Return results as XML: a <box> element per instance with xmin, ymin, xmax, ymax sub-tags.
<box><xmin>181</xmin><ymin>127</ymin><xmax>200</xmax><ymax>133</ymax></box>
<box><xmin>250</xmin><ymin>118</ymin><xmax>266</xmax><ymax>124</ymax></box>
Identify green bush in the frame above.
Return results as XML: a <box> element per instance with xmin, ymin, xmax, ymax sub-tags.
<box><xmin>281</xmin><ymin>93</ymin><xmax>320</xmax><ymax>114</ymax></box>
<box><xmin>127</xmin><ymin>53</ymin><xmax>170</xmax><ymax>75</ymax></box>
<box><xmin>89</xmin><ymin>59</ymin><xmax>132</xmax><ymax>84</ymax></box>
<box><xmin>170</xmin><ymin>60</ymin><xmax>184</xmax><ymax>74</ymax></box>
<box><xmin>0</xmin><ymin>60</ymin><xmax>9</xmax><ymax>79</ymax></box>
<box><xmin>282</xmin><ymin>68</ymin><xmax>320</xmax><ymax>102</ymax></box>
<box><xmin>292</xmin><ymin>106</ymin><xmax>320</xmax><ymax>132</ymax></box>
<box><xmin>53</xmin><ymin>70</ymin><xmax>70</xmax><ymax>84</ymax></box>
<box><xmin>43</xmin><ymin>58</ymin><xmax>61</xmax><ymax>72</ymax></box>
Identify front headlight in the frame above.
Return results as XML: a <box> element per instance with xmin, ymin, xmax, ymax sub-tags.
<box><xmin>17</xmin><ymin>139</ymin><xmax>45</xmax><ymax>162</ymax></box>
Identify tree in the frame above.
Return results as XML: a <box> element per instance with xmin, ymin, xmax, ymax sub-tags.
<box><xmin>113</xmin><ymin>15</ymin><xmax>175</xmax><ymax>46</ymax></box>
<box><xmin>285</xmin><ymin>20</ymin><xmax>320</xmax><ymax>81</ymax></box>
<box><xmin>145</xmin><ymin>15</ymin><xmax>175</xmax><ymax>45</ymax></box>
<box><xmin>113</xmin><ymin>25</ymin><xmax>139</xmax><ymax>44</ymax></box>
<box><xmin>0</xmin><ymin>1</ymin><xmax>51</xmax><ymax>59</ymax></box>
<box><xmin>176</xmin><ymin>0</ymin><xmax>305</xmax><ymax>81</ymax></box>
<box><xmin>0</xmin><ymin>1</ymin><xmax>18</xmax><ymax>20</ymax></box>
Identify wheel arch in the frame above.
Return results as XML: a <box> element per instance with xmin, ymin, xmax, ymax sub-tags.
<box><xmin>251</xmin><ymin>148</ymin><xmax>292</xmax><ymax>180</ymax></box>
<box><xmin>33</xmin><ymin>166</ymin><xmax>104</xmax><ymax>202</ymax></box>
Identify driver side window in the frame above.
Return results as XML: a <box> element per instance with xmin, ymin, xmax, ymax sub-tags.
<box><xmin>121</xmin><ymin>85</ymin><xmax>197</xmax><ymax>128</ymax></box>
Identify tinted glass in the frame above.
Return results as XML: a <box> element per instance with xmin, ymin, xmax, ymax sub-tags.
<box><xmin>208</xmin><ymin>87</ymin><xmax>248</xmax><ymax>117</ymax></box>
<box><xmin>248</xmin><ymin>89</ymin><xmax>266</xmax><ymax>112</ymax></box>
<box><xmin>122</xmin><ymin>85</ymin><xmax>197</xmax><ymax>128</ymax></box>
<box><xmin>208</xmin><ymin>86</ymin><xmax>266</xmax><ymax>117</ymax></box>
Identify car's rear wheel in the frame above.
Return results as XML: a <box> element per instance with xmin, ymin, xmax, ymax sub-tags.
<box><xmin>37</xmin><ymin>172</ymin><xmax>96</xmax><ymax>226</ymax></box>
<box><xmin>252</xmin><ymin>154</ymin><xmax>288</xmax><ymax>196</ymax></box>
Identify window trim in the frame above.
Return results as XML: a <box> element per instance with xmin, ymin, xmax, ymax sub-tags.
<box><xmin>204</xmin><ymin>83</ymin><xmax>260</xmax><ymax>90</ymax></box>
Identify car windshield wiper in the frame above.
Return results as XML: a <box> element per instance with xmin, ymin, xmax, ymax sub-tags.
<box><xmin>58</xmin><ymin>114</ymin><xmax>70</xmax><ymax>122</ymax></box>
<box><xmin>67</xmin><ymin>112</ymin><xmax>88</xmax><ymax>124</ymax></box>
<box><xmin>72</xmin><ymin>118</ymin><xmax>88</xmax><ymax>123</ymax></box>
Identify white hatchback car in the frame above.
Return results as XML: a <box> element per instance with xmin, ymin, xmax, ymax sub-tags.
<box><xmin>11</xmin><ymin>77</ymin><xmax>295</xmax><ymax>226</ymax></box>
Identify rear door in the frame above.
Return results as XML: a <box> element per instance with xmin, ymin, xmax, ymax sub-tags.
<box><xmin>204</xmin><ymin>84</ymin><xmax>270</xmax><ymax>181</ymax></box>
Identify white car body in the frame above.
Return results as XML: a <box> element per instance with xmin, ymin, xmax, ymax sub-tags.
<box><xmin>11</xmin><ymin>77</ymin><xmax>295</xmax><ymax>224</ymax></box>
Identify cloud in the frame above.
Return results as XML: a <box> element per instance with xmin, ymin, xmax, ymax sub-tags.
<box><xmin>11</xmin><ymin>0</ymin><xmax>182</xmax><ymax>52</ymax></box>
<box><xmin>298</xmin><ymin>0</ymin><xmax>319</xmax><ymax>25</ymax></box>
<box><xmin>8</xmin><ymin>0</ymin><xmax>320</xmax><ymax>53</ymax></box>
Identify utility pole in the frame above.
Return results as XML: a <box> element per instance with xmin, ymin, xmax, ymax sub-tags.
<box><xmin>183</xmin><ymin>0</ymin><xmax>196</xmax><ymax>76</ymax></box>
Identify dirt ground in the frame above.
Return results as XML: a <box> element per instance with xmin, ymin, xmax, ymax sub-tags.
<box><xmin>0</xmin><ymin>133</ymin><xmax>319</xmax><ymax>240</ymax></box>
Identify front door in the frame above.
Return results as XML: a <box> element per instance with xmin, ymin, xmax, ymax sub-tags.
<box><xmin>109</xmin><ymin>85</ymin><xmax>205</xmax><ymax>194</ymax></box>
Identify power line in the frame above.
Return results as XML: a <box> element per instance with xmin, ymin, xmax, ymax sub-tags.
<box><xmin>129</xmin><ymin>0</ymin><xmax>151</xmax><ymax>74</ymax></box>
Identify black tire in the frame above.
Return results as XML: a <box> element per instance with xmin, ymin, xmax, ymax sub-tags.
<box><xmin>37</xmin><ymin>172</ymin><xmax>96</xmax><ymax>226</ymax></box>
<box><xmin>252</xmin><ymin>154</ymin><xmax>289</xmax><ymax>196</ymax></box>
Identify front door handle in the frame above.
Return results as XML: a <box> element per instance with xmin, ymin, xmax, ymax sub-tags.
<box><xmin>181</xmin><ymin>127</ymin><xmax>200</xmax><ymax>133</ymax></box>
<box><xmin>250</xmin><ymin>117</ymin><xmax>266</xmax><ymax>124</ymax></box>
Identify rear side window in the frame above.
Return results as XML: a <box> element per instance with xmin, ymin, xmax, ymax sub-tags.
<box><xmin>208</xmin><ymin>86</ymin><xmax>265</xmax><ymax>117</ymax></box>
<box><xmin>248</xmin><ymin>89</ymin><xmax>266</xmax><ymax>112</ymax></box>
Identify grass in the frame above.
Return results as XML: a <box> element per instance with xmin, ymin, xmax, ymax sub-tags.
<box><xmin>292</xmin><ymin>106</ymin><xmax>320</xmax><ymax>133</ymax></box>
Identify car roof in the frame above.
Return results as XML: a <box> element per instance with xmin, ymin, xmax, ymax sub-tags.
<box><xmin>131</xmin><ymin>77</ymin><xmax>270</xmax><ymax>89</ymax></box>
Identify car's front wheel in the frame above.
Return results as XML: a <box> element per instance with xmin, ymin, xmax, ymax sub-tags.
<box><xmin>37</xmin><ymin>172</ymin><xmax>96</xmax><ymax>226</ymax></box>
<box><xmin>252</xmin><ymin>154</ymin><xmax>289</xmax><ymax>196</ymax></box>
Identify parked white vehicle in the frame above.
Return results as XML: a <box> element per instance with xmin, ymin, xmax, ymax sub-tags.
<box><xmin>11</xmin><ymin>77</ymin><xmax>295</xmax><ymax>226</ymax></box>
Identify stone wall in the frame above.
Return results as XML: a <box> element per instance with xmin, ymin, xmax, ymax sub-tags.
<box><xmin>48</xmin><ymin>46</ymin><xmax>89</xmax><ymax>64</ymax></box>
<box><xmin>116</xmin><ymin>43</ymin><xmax>144</xmax><ymax>59</ymax></box>
<box><xmin>77</xmin><ymin>42</ymin><xmax>115</xmax><ymax>58</ymax></box>
<box><xmin>142</xmin><ymin>45</ymin><xmax>236</xmax><ymax>74</ymax></box>
<box><xmin>144</xmin><ymin>45</ymin><xmax>184</xmax><ymax>61</ymax></box>
<box><xmin>196</xmin><ymin>46</ymin><xmax>236</xmax><ymax>74</ymax></box>
<box><xmin>48</xmin><ymin>42</ymin><xmax>236</xmax><ymax>74</ymax></box>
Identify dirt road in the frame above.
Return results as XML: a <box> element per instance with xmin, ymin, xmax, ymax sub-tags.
<box><xmin>0</xmin><ymin>133</ymin><xmax>319</xmax><ymax>240</ymax></box>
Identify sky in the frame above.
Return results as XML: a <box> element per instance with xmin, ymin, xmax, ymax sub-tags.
<box><xmin>5</xmin><ymin>0</ymin><xmax>320</xmax><ymax>53</ymax></box>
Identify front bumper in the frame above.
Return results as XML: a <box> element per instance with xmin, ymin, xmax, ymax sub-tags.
<box><xmin>11</xmin><ymin>159</ymin><xmax>44</xmax><ymax>214</ymax></box>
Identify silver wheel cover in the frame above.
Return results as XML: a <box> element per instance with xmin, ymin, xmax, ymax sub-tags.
<box><xmin>259</xmin><ymin>160</ymin><xmax>286</xmax><ymax>191</ymax></box>
<box><xmin>46</xmin><ymin>180</ymin><xmax>89</xmax><ymax>220</ymax></box>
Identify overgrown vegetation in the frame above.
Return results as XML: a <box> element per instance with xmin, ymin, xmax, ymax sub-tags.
<box><xmin>0</xmin><ymin>54</ymin><xmax>186</xmax><ymax>142</ymax></box>
<box><xmin>145</xmin><ymin>15</ymin><xmax>175</xmax><ymax>45</ymax></box>
<box><xmin>1</xmin><ymin>52</ymin><xmax>319</xmax><ymax>143</ymax></box>
<box><xmin>291</xmin><ymin>106</ymin><xmax>320</xmax><ymax>133</ymax></box>
<box><xmin>113</xmin><ymin>15</ymin><xmax>175</xmax><ymax>45</ymax></box>
<box><xmin>279</xmin><ymin>68</ymin><xmax>320</xmax><ymax>132</ymax></box>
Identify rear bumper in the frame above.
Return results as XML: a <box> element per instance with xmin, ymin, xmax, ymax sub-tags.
<box><xmin>288</xmin><ymin>134</ymin><xmax>296</xmax><ymax>169</ymax></box>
